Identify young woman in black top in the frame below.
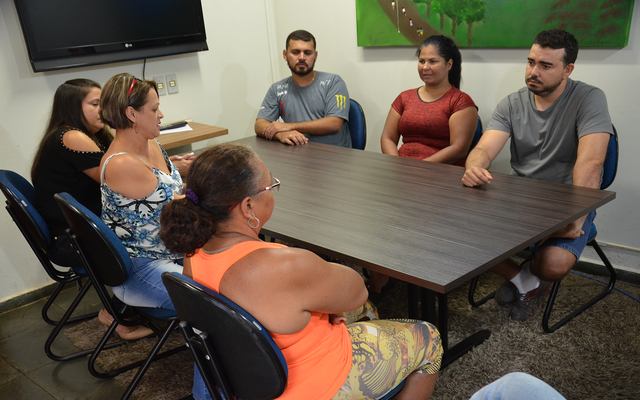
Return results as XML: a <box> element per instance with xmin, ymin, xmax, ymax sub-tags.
<box><xmin>31</xmin><ymin>79</ymin><xmax>151</xmax><ymax>340</ymax></box>
<box><xmin>32</xmin><ymin>79</ymin><xmax>112</xmax><ymax>267</ymax></box>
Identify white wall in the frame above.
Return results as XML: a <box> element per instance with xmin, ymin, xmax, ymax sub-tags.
<box><xmin>270</xmin><ymin>0</ymin><xmax>640</xmax><ymax>273</ymax></box>
<box><xmin>1</xmin><ymin>0</ymin><xmax>639</xmax><ymax>302</ymax></box>
<box><xmin>0</xmin><ymin>0</ymin><xmax>276</xmax><ymax>302</ymax></box>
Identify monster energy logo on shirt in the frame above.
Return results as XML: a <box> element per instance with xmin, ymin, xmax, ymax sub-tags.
<box><xmin>335</xmin><ymin>95</ymin><xmax>347</xmax><ymax>109</ymax></box>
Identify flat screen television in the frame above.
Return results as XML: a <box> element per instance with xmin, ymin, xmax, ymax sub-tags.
<box><xmin>13</xmin><ymin>0</ymin><xmax>208</xmax><ymax>73</ymax></box>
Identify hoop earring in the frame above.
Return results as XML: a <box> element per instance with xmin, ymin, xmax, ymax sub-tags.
<box><xmin>133</xmin><ymin>124</ymin><xmax>139</xmax><ymax>134</ymax></box>
<box><xmin>248</xmin><ymin>217</ymin><xmax>260</xmax><ymax>229</ymax></box>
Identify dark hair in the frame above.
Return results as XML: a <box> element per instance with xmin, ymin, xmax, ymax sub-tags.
<box><xmin>159</xmin><ymin>143</ymin><xmax>263</xmax><ymax>256</ymax></box>
<box><xmin>286</xmin><ymin>29</ymin><xmax>316</xmax><ymax>50</ymax></box>
<box><xmin>99</xmin><ymin>73</ymin><xmax>158</xmax><ymax>130</ymax></box>
<box><xmin>534</xmin><ymin>29</ymin><xmax>579</xmax><ymax>66</ymax></box>
<box><xmin>416</xmin><ymin>35</ymin><xmax>462</xmax><ymax>89</ymax></box>
<box><xmin>31</xmin><ymin>78</ymin><xmax>112</xmax><ymax>180</ymax></box>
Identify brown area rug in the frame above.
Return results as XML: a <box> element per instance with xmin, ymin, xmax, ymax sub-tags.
<box><xmin>377</xmin><ymin>271</ymin><xmax>640</xmax><ymax>400</ymax></box>
<box><xmin>65</xmin><ymin>270</ymin><xmax>640</xmax><ymax>400</ymax></box>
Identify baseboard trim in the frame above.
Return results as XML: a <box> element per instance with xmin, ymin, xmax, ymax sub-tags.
<box><xmin>574</xmin><ymin>260</ymin><xmax>640</xmax><ymax>287</ymax></box>
<box><xmin>0</xmin><ymin>282</ymin><xmax>59</xmax><ymax>315</ymax></box>
<box><xmin>581</xmin><ymin>243</ymin><xmax>640</xmax><ymax>276</ymax></box>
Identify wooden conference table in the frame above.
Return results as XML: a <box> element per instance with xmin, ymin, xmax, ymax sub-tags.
<box><xmin>219</xmin><ymin>137</ymin><xmax>616</xmax><ymax>365</ymax></box>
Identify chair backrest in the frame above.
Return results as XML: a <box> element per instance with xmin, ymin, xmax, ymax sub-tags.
<box><xmin>54</xmin><ymin>192</ymin><xmax>131</xmax><ymax>291</ymax></box>
<box><xmin>469</xmin><ymin>117</ymin><xmax>483</xmax><ymax>152</ymax></box>
<box><xmin>0</xmin><ymin>170</ymin><xmax>51</xmax><ymax>247</ymax></box>
<box><xmin>0</xmin><ymin>170</ymin><xmax>66</xmax><ymax>278</ymax></box>
<box><xmin>600</xmin><ymin>126</ymin><xmax>619</xmax><ymax>190</ymax></box>
<box><xmin>348</xmin><ymin>98</ymin><xmax>367</xmax><ymax>150</ymax></box>
<box><xmin>162</xmin><ymin>271</ymin><xmax>288</xmax><ymax>400</ymax></box>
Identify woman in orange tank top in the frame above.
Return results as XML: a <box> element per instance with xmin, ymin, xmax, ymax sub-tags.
<box><xmin>160</xmin><ymin>143</ymin><xmax>442</xmax><ymax>400</ymax></box>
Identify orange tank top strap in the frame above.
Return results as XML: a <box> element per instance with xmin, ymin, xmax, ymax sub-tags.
<box><xmin>190</xmin><ymin>240</ymin><xmax>287</xmax><ymax>292</ymax></box>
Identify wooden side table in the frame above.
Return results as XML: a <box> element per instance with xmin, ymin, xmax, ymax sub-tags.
<box><xmin>158</xmin><ymin>122</ymin><xmax>228</xmax><ymax>150</ymax></box>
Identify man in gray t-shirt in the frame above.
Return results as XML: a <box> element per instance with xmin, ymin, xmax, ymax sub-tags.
<box><xmin>255</xmin><ymin>30</ymin><xmax>352</xmax><ymax>148</ymax></box>
<box><xmin>462</xmin><ymin>30</ymin><xmax>613</xmax><ymax>321</ymax></box>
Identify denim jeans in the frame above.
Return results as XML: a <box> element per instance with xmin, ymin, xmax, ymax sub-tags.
<box><xmin>470</xmin><ymin>372</ymin><xmax>566</xmax><ymax>400</ymax></box>
<box><xmin>192</xmin><ymin>366</ymin><xmax>211</xmax><ymax>400</ymax></box>
<box><xmin>111</xmin><ymin>257</ymin><xmax>183</xmax><ymax>311</ymax></box>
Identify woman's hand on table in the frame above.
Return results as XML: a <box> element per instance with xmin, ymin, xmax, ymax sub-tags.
<box><xmin>170</xmin><ymin>153</ymin><xmax>196</xmax><ymax>176</ymax></box>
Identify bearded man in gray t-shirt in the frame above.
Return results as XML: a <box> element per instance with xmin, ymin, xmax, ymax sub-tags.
<box><xmin>255</xmin><ymin>30</ymin><xmax>352</xmax><ymax>148</ymax></box>
<box><xmin>461</xmin><ymin>30</ymin><xmax>613</xmax><ymax>321</ymax></box>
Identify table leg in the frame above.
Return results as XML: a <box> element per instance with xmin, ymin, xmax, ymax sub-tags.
<box><xmin>422</xmin><ymin>290</ymin><xmax>437</xmax><ymax>334</ymax></box>
<box><xmin>419</xmin><ymin>288</ymin><xmax>491</xmax><ymax>368</ymax></box>
<box><xmin>407</xmin><ymin>283</ymin><xmax>419</xmax><ymax>319</ymax></box>
<box><xmin>438</xmin><ymin>292</ymin><xmax>448</xmax><ymax>349</ymax></box>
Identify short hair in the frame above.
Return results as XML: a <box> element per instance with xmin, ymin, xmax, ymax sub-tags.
<box><xmin>99</xmin><ymin>73</ymin><xmax>159</xmax><ymax>130</ymax></box>
<box><xmin>159</xmin><ymin>143</ymin><xmax>263</xmax><ymax>256</ymax></box>
<box><xmin>534</xmin><ymin>29</ymin><xmax>579</xmax><ymax>66</ymax></box>
<box><xmin>416</xmin><ymin>35</ymin><xmax>463</xmax><ymax>89</ymax></box>
<box><xmin>31</xmin><ymin>79</ymin><xmax>112</xmax><ymax>180</ymax></box>
<box><xmin>286</xmin><ymin>29</ymin><xmax>316</xmax><ymax>50</ymax></box>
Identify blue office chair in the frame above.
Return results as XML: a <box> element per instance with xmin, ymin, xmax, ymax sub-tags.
<box><xmin>163</xmin><ymin>272</ymin><xmax>407</xmax><ymax>400</ymax></box>
<box><xmin>0</xmin><ymin>170</ymin><xmax>98</xmax><ymax>361</ymax></box>
<box><xmin>469</xmin><ymin>128</ymin><xmax>619</xmax><ymax>333</ymax></box>
<box><xmin>348</xmin><ymin>98</ymin><xmax>367</xmax><ymax>150</ymax></box>
<box><xmin>541</xmin><ymin>127</ymin><xmax>618</xmax><ymax>332</ymax></box>
<box><xmin>469</xmin><ymin>117</ymin><xmax>483</xmax><ymax>151</ymax></box>
<box><xmin>54</xmin><ymin>192</ymin><xmax>186</xmax><ymax>400</ymax></box>
<box><xmin>163</xmin><ymin>272</ymin><xmax>287</xmax><ymax>400</ymax></box>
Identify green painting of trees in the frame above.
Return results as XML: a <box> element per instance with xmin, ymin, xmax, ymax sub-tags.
<box><xmin>545</xmin><ymin>0</ymin><xmax>634</xmax><ymax>46</ymax></box>
<box><xmin>355</xmin><ymin>0</ymin><xmax>634</xmax><ymax>47</ymax></box>
<box><xmin>462</xmin><ymin>0</ymin><xmax>486</xmax><ymax>46</ymax></box>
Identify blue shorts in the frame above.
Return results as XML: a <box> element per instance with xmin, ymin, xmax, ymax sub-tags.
<box><xmin>529</xmin><ymin>210</ymin><xmax>596</xmax><ymax>259</ymax></box>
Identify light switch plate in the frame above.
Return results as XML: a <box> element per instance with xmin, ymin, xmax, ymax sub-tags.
<box><xmin>166</xmin><ymin>73</ymin><xmax>179</xmax><ymax>94</ymax></box>
<box><xmin>153</xmin><ymin>76</ymin><xmax>167</xmax><ymax>96</ymax></box>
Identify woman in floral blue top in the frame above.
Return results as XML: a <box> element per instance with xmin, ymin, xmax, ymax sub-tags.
<box><xmin>98</xmin><ymin>73</ymin><xmax>195</xmax><ymax>311</ymax></box>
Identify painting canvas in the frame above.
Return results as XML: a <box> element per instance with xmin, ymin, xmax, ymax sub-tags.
<box><xmin>356</xmin><ymin>0</ymin><xmax>635</xmax><ymax>47</ymax></box>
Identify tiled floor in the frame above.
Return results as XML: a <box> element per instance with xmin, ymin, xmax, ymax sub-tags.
<box><xmin>0</xmin><ymin>286</ymin><xmax>131</xmax><ymax>399</ymax></box>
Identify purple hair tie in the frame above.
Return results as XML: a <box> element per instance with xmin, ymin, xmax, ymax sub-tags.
<box><xmin>185</xmin><ymin>189</ymin><xmax>199</xmax><ymax>205</ymax></box>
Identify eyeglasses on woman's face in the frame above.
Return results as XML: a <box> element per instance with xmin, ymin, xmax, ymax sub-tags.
<box><xmin>254</xmin><ymin>176</ymin><xmax>280</xmax><ymax>195</ymax></box>
<box><xmin>228</xmin><ymin>176</ymin><xmax>280</xmax><ymax>210</ymax></box>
